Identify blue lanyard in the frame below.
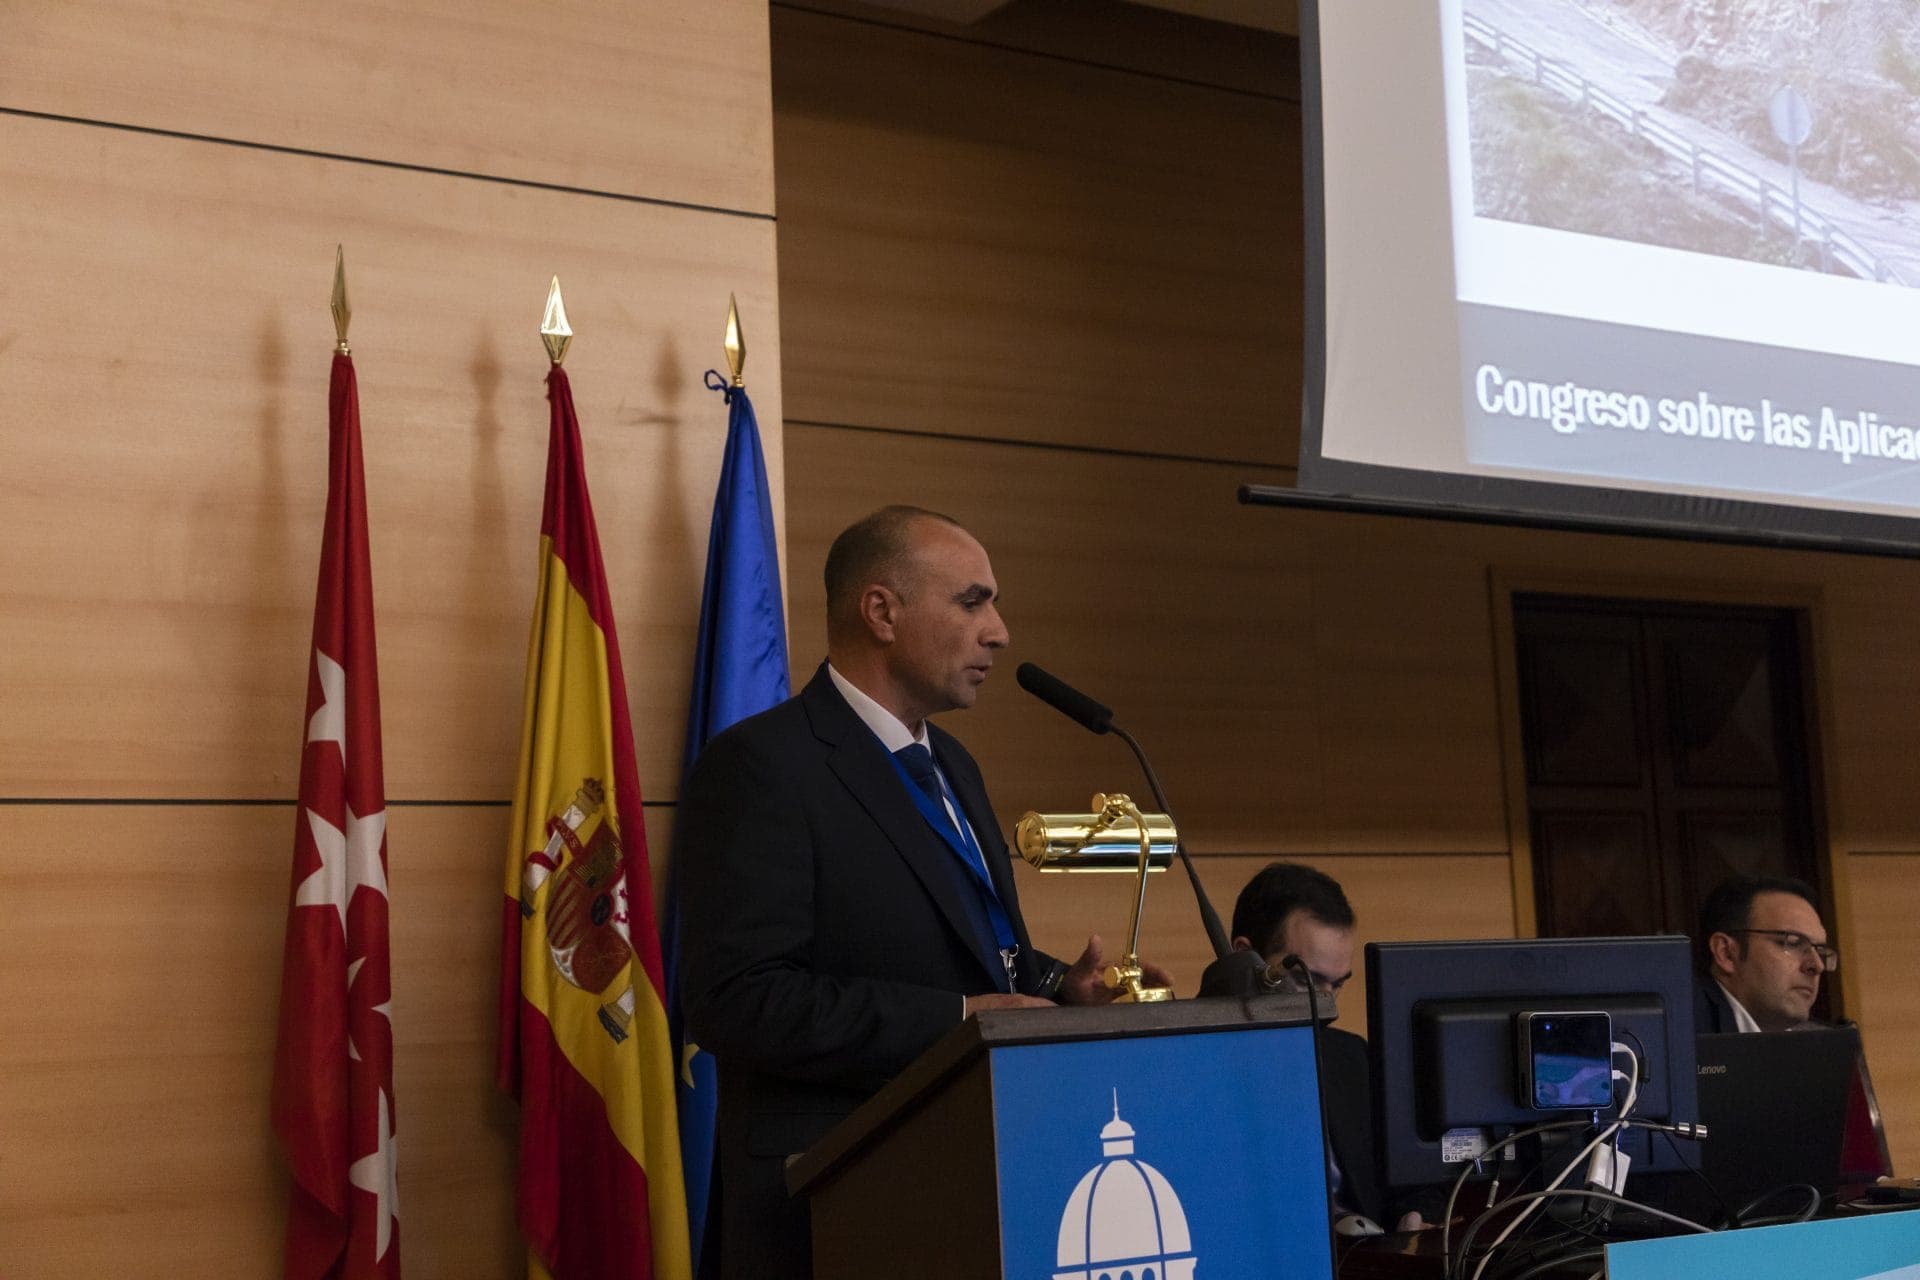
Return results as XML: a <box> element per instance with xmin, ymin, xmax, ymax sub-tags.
<box><xmin>884</xmin><ymin>749</ymin><xmax>1018</xmax><ymax>955</ymax></box>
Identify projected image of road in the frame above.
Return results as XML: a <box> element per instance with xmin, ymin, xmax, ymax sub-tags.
<box><xmin>1463</xmin><ymin>0</ymin><xmax>1920</xmax><ymax>288</ymax></box>
<box><xmin>1301</xmin><ymin>1</ymin><xmax>1920</xmax><ymax>546</ymax></box>
<box><xmin>1438</xmin><ymin>1</ymin><xmax>1920</xmax><ymax>514</ymax></box>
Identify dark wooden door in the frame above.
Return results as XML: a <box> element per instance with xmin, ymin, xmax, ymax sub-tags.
<box><xmin>1513</xmin><ymin>595</ymin><xmax>1824</xmax><ymax>949</ymax></box>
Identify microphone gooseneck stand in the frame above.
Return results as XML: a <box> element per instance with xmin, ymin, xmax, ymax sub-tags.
<box><xmin>1281</xmin><ymin>953</ymin><xmax>1345</xmax><ymax>1242</ymax></box>
<box><xmin>1013</xmin><ymin>661</ymin><xmax>1232</xmax><ymax>962</ymax></box>
<box><xmin>1109</xmin><ymin>720</ymin><xmax>1231</xmax><ymax>960</ymax></box>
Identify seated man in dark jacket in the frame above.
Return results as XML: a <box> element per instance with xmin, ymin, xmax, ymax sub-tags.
<box><xmin>1693</xmin><ymin>874</ymin><xmax>1837</xmax><ymax>1034</ymax></box>
<box><xmin>1226</xmin><ymin>861</ymin><xmax>1423</xmax><ymax>1232</ymax></box>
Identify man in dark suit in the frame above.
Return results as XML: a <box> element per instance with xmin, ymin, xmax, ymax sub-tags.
<box><xmin>677</xmin><ymin>505</ymin><xmax>1163</xmax><ymax>1278</ymax></box>
<box><xmin>1693</xmin><ymin>874</ymin><xmax>1837</xmax><ymax>1034</ymax></box>
<box><xmin>1227</xmin><ymin>861</ymin><xmax>1424</xmax><ymax>1233</ymax></box>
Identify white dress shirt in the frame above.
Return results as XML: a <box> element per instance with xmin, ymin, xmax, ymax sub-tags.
<box><xmin>1714</xmin><ymin>980</ymin><xmax>1764</xmax><ymax>1034</ymax></box>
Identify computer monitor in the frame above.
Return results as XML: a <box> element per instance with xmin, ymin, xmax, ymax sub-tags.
<box><xmin>1366</xmin><ymin>936</ymin><xmax>1702</xmax><ymax>1192</ymax></box>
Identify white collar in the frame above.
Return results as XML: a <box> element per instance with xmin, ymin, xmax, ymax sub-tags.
<box><xmin>1715</xmin><ymin>980</ymin><xmax>1765</xmax><ymax>1034</ymax></box>
<box><xmin>827</xmin><ymin>663</ymin><xmax>931</xmax><ymax>755</ymax></box>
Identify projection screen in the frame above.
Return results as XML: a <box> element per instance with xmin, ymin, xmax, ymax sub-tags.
<box><xmin>1284</xmin><ymin>0</ymin><xmax>1920</xmax><ymax>554</ymax></box>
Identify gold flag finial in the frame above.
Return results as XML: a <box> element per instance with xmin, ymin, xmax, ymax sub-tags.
<box><xmin>724</xmin><ymin>293</ymin><xmax>746</xmax><ymax>387</ymax></box>
<box><xmin>541</xmin><ymin>275</ymin><xmax>573</xmax><ymax>366</ymax></box>
<box><xmin>331</xmin><ymin>245</ymin><xmax>351</xmax><ymax>355</ymax></box>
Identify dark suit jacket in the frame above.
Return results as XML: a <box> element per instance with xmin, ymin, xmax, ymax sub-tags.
<box><xmin>1320</xmin><ymin>1025</ymin><xmax>1386</xmax><ymax>1226</ymax></box>
<box><xmin>677</xmin><ymin>664</ymin><xmax>1058</xmax><ymax>1279</ymax></box>
<box><xmin>1695</xmin><ymin>974</ymin><xmax>1742</xmax><ymax>1035</ymax></box>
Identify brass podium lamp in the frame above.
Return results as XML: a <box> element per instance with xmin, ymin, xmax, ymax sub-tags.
<box><xmin>1015</xmin><ymin>794</ymin><xmax>1176</xmax><ymax>1003</ymax></box>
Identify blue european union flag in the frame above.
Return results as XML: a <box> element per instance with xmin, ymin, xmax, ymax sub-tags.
<box><xmin>664</xmin><ymin>373</ymin><xmax>791</xmax><ymax>1278</ymax></box>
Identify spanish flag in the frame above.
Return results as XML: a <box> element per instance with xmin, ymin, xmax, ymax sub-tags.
<box><xmin>498</xmin><ymin>363</ymin><xmax>691</xmax><ymax>1280</ymax></box>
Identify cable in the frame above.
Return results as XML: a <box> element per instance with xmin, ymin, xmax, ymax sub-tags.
<box><xmin>1651</xmin><ymin>1122</ymin><xmax>1733</xmax><ymax>1227</ymax></box>
<box><xmin>1465</xmin><ymin>1149</ymin><xmax>1582</xmax><ymax>1278</ymax></box>
<box><xmin>1441</xmin><ymin>1117</ymin><xmax>1709</xmax><ymax>1279</ymax></box>
<box><xmin>1489</xmin><ymin>1220</ymin><xmax>1603</xmax><ymax>1280</ymax></box>
<box><xmin>1455</xmin><ymin>1188</ymin><xmax>1713</xmax><ymax>1280</ymax></box>
<box><xmin>1442</xmin><ymin>1117</ymin><xmax>1620</xmax><ymax>1278</ymax></box>
<box><xmin>1496</xmin><ymin>1243</ymin><xmax>1606</xmax><ymax>1280</ymax></box>
<box><xmin>1502</xmin><ymin>1190</ymin><xmax>1585</xmax><ymax>1261</ymax></box>
<box><xmin>1733</xmin><ymin>1183</ymin><xmax>1823</xmax><ymax>1226</ymax></box>
<box><xmin>1611</xmin><ymin>1025</ymin><xmax>1646</xmax><ymax>1207</ymax></box>
<box><xmin>1467</xmin><ymin>1128</ymin><xmax>1614</xmax><ymax>1280</ymax></box>
<box><xmin>1442</xmin><ymin>1119</ymin><xmax>1592</xmax><ymax>1276</ymax></box>
<box><xmin>1615</xmin><ymin>1040</ymin><xmax>1642</xmax><ymax>1122</ymax></box>
<box><xmin>1499</xmin><ymin>1150</ymin><xmax>1626</xmax><ymax>1265</ymax></box>
<box><xmin>1461</xmin><ymin>1187</ymin><xmax>1714</xmax><ymax>1247</ymax></box>
<box><xmin>1467</xmin><ymin>1043</ymin><xmax>1640</xmax><ymax>1280</ymax></box>
<box><xmin>1836</xmin><ymin>1194</ymin><xmax>1920</xmax><ymax>1213</ymax></box>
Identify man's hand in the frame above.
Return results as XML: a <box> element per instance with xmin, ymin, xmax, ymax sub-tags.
<box><xmin>1057</xmin><ymin>934</ymin><xmax>1177</xmax><ymax>1006</ymax></box>
<box><xmin>964</xmin><ymin>993</ymin><xmax>1054</xmax><ymax>1016</ymax></box>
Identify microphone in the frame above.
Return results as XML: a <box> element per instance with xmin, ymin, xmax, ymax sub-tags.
<box><xmin>1015</xmin><ymin>662</ymin><xmax>1113</xmax><ymax>734</ymax></box>
<box><xmin>1197</xmin><ymin>951</ymin><xmax>1323</xmax><ymax>999</ymax></box>
<box><xmin>1014</xmin><ymin>661</ymin><xmax>1232</xmax><ymax>961</ymax></box>
<box><xmin>1197</xmin><ymin>949</ymin><xmax>1276</xmax><ymax>998</ymax></box>
<box><xmin>1277</xmin><ymin>954</ymin><xmax>1324</xmax><ymax>1021</ymax></box>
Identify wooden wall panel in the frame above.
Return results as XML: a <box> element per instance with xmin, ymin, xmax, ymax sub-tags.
<box><xmin>5</xmin><ymin>0</ymin><xmax>775</xmax><ymax>1259</ymax></box>
<box><xmin>1841</xmin><ymin>853</ymin><xmax>1920</xmax><ymax>1176</ymax></box>
<box><xmin>772</xmin><ymin>5</ymin><xmax>1299</xmax><ymax>465</ymax></box>
<box><xmin>0</xmin><ymin>802</ymin><xmax>564</xmax><ymax>1276</ymax></box>
<box><xmin>0</xmin><ymin>802</ymin><xmax>678</xmax><ymax>1275</ymax></box>
<box><xmin>783</xmin><ymin>0</ymin><xmax>1298</xmax><ymax>97</ymax></box>
<box><xmin>781</xmin><ymin>426</ymin><xmax>1508</xmax><ymax>853</ymax></box>
<box><xmin>1</xmin><ymin>0</ymin><xmax>775</xmax><ymax>215</ymax></box>
<box><xmin>0</xmin><ymin>112</ymin><xmax>781</xmax><ymax>803</ymax></box>
<box><xmin>1802</xmin><ymin>560</ymin><xmax>1920</xmax><ymax>847</ymax></box>
<box><xmin>0</xmin><ymin>804</ymin><xmax>288</xmax><ymax>1274</ymax></box>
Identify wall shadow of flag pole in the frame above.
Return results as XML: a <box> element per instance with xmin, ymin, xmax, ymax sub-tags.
<box><xmin>497</xmin><ymin>278</ymin><xmax>691</xmax><ymax>1280</ymax></box>
<box><xmin>272</xmin><ymin>247</ymin><xmax>402</xmax><ymax>1279</ymax></box>
<box><xmin>662</xmin><ymin>295</ymin><xmax>791</xmax><ymax>1278</ymax></box>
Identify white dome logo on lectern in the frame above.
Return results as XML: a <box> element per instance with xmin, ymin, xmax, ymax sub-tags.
<box><xmin>1052</xmin><ymin>1092</ymin><xmax>1198</xmax><ymax>1280</ymax></box>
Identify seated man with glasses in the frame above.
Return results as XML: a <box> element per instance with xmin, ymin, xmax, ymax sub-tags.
<box><xmin>1226</xmin><ymin>861</ymin><xmax>1425</xmax><ymax>1232</ymax></box>
<box><xmin>1695</xmin><ymin>874</ymin><xmax>1838</xmax><ymax>1034</ymax></box>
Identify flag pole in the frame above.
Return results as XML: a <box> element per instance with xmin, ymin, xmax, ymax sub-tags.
<box><xmin>667</xmin><ymin>294</ymin><xmax>792</xmax><ymax>1279</ymax></box>
<box><xmin>723</xmin><ymin>293</ymin><xmax>745</xmax><ymax>388</ymax></box>
<box><xmin>331</xmin><ymin>245</ymin><xmax>351</xmax><ymax>356</ymax></box>
<box><xmin>503</xmin><ymin>272</ymin><xmax>693</xmax><ymax>1280</ymax></box>
<box><xmin>542</xmin><ymin>275</ymin><xmax>572</xmax><ymax>367</ymax></box>
<box><xmin>273</xmin><ymin>243</ymin><xmax>401</xmax><ymax>1277</ymax></box>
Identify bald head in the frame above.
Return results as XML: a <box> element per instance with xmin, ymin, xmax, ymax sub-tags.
<box><xmin>823</xmin><ymin>505</ymin><xmax>1009</xmax><ymax>730</ymax></box>
<box><xmin>823</xmin><ymin>505</ymin><xmax>963</xmax><ymax>643</ymax></box>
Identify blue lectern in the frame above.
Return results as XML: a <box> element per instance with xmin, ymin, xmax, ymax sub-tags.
<box><xmin>787</xmin><ymin>994</ymin><xmax>1336</xmax><ymax>1280</ymax></box>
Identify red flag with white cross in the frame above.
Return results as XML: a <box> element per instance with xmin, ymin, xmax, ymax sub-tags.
<box><xmin>271</xmin><ymin>331</ymin><xmax>401</xmax><ymax>1278</ymax></box>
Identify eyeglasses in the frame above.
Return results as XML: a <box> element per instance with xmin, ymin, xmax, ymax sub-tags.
<box><xmin>1275</xmin><ymin>966</ymin><xmax>1350</xmax><ymax>997</ymax></box>
<box><xmin>1728</xmin><ymin>928</ymin><xmax>1840</xmax><ymax>973</ymax></box>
